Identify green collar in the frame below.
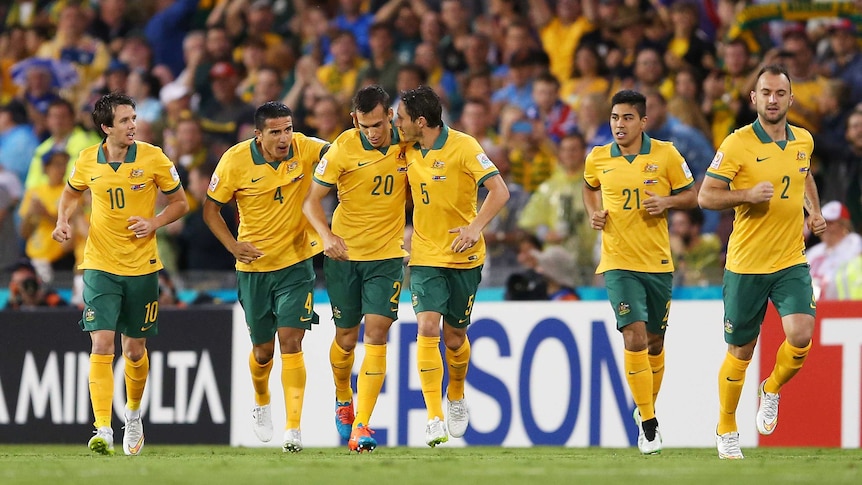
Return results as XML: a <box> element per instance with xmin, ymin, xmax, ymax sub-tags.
<box><xmin>250</xmin><ymin>138</ymin><xmax>294</xmax><ymax>165</ymax></box>
<box><xmin>97</xmin><ymin>140</ymin><xmax>138</xmax><ymax>163</ymax></box>
<box><xmin>413</xmin><ymin>124</ymin><xmax>449</xmax><ymax>152</ymax></box>
<box><xmin>359</xmin><ymin>122</ymin><xmax>401</xmax><ymax>151</ymax></box>
<box><xmin>752</xmin><ymin>119</ymin><xmax>795</xmax><ymax>143</ymax></box>
<box><xmin>610</xmin><ymin>132</ymin><xmax>652</xmax><ymax>158</ymax></box>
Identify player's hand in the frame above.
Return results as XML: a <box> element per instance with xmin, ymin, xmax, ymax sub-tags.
<box><xmin>52</xmin><ymin>221</ymin><xmax>72</xmax><ymax>242</ymax></box>
<box><xmin>127</xmin><ymin>216</ymin><xmax>157</xmax><ymax>239</ymax></box>
<box><xmin>746</xmin><ymin>182</ymin><xmax>774</xmax><ymax>204</ymax></box>
<box><xmin>450</xmin><ymin>225</ymin><xmax>480</xmax><ymax>253</ymax></box>
<box><xmin>322</xmin><ymin>233</ymin><xmax>349</xmax><ymax>261</ymax></box>
<box><xmin>642</xmin><ymin>190</ymin><xmax>669</xmax><ymax>216</ymax></box>
<box><xmin>231</xmin><ymin>241</ymin><xmax>264</xmax><ymax>264</ymax></box>
<box><xmin>590</xmin><ymin>209</ymin><xmax>608</xmax><ymax>230</ymax></box>
<box><xmin>808</xmin><ymin>212</ymin><xmax>827</xmax><ymax>237</ymax></box>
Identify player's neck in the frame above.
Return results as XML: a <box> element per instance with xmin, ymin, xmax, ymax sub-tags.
<box><xmin>618</xmin><ymin>136</ymin><xmax>643</xmax><ymax>156</ymax></box>
<box><xmin>758</xmin><ymin>117</ymin><xmax>788</xmax><ymax>141</ymax></box>
<box><xmin>419</xmin><ymin>126</ymin><xmax>442</xmax><ymax>150</ymax></box>
<box><xmin>103</xmin><ymin>140</ymin><xmax>130</xmax><ymax>162</ymax></box>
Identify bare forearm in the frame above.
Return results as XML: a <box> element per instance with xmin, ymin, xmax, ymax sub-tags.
<box><xmin>302</xmin><ymin>194</ymin><xmax>334</xmax><ymax>239</ymax></box>
<box><xmin>583</xmin><ymin>186</ymin><xmax>602</xmax><ymax>214</ymax></box>
<box><xmin>473</xmin><ymin>176</ymin><xmax>510</xmax><ymax>232</ymax></box>
<box><xmin>56</xmin><ymin>186</ymin><xmax>82</xmax><ymax>225</ymax></box>
<box><xmin>203</xmin><ymin>201</ymin><xmax>238</xmax><ymax>252</ymax></box>
<box><xmin>804</xmin><ymin>174</ymin><xmax>821</xmax><ymax>215</ymax></box>
<box><xmin>666</xmin><ymin>188</ymin><xmax>698</xmax><ymax>210</ymax></box>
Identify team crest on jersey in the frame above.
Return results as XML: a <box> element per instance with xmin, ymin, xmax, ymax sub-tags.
<box><xmin>432</xmin><ymin>175</ymin><xmax>446</xmax><ymax>181</ymax></box>
<box><xmin>129</xmin><ymin>168</ymin><xmax>144</xmax><ymax>179</ymax></box>
<box><xmin>617</xmin><ymin>302</ymin><xmax>631</xmax><ymax>316</ymax></box>
<box><xmin>287</xmin><ymin>161</ymin><xmax>298</xmax><ymax>172</ymax></box>
<box><xmin>131</xmin><ymin>183</ymin><xmax>147</xmax><ymax>191</ymax></box>
<box><xmin>84</xmin><ymin>308</ymin><xmax>95</xmax><ymax>322</ymax></box>
<box><xmin>316</xmin><ymin>158</ymin><xmax>328</xmax><ymax>175</ymax></box>
<box><xmin>710</xmin><ymin>151</ymin><xmax>724</xmax><ymax>169</ymax></box>
<box><xmin>477</xmin><ymin>153</ymin><xmax>494</xmax><ymax>169</ymax></box>
<box><xmin>642</xmin><ymin>163</ymin><xmax>658</xmax><ymax>173</ymax></box>
<box><xmin>209</xmin><ymin>174</ymin><xmax>220</xmax><ymax>191</ymax></box>
<box><xmin>797</xmin><ymin>151</ymin><xmax>807</xmax><ymax>160</ymax></box>
<box><xmin>432</xmin><ymin>160</ymin><xmax>445</xmax><ymax>169</ymax></box>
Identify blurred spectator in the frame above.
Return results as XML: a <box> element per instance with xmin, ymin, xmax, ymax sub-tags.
<box><xmin>531</xmin><ymin>0</ymin><xmax>595</xmax><ymax>85</ymax></box>
<box><xmin>0</xmin><ymin>25</ymin><xmax>29</xmax><ymax>104</ymax></box>
<box><xmin>460</xmin><ymin>32</ymin><xmax>494</xmax><ymax>78</ymax></box>
<box><xmin>13</xmin><ymin>59</ymin><xmax>61</xmax><ymax>137</ymax></box>
<box><xmin>3</xmin><ymin>258</ymin><xmax>67</xmax><ymax>310</ymax></box>
<box><xmin>307</xmin><ymin>95</ymin><xmax>346</xmax><ymax>142</ymax></box>
<box><xmin>18</xmin><ymin>150</ymin><xmax>73</xmax><ymax>283</ymax></box>
<box><xmin>767</xmin><ymin>28</ymin><xmax>828</xmax><ymax>133</ymax></box>
<box><xmin>813</xmin><ymin>79</ymin><xmax>851</xmax><ymax>174</ymax></box>
<box><xmin>356</xmin><ymin>22</ymin><xmax>401</xmax><ymax>100</ymax></box>
<box><xmin>332</xmin><ymin>0</ymin><xmax>375</xmax><ymax>60</ymax></box>
<box><xmin>526</xmin><ymin>72</ymin><xmax>577</xmax><ymax>145</ymax></box>
<box><xmin>127</xmin><ymin>68</ymin><xmax>163</xmax><ymax>124</ymax></box>
<box><xmin>196</xmin><ymin>61</ymin><xmax>255</xmax><ymax>155</ymax></box>
<box><xmin>661</xmin><ymin>0</ymin><xmax>716</xmax><ymax>81</ymax></box>
<box><xmin>668</xmin><ymin>207</ymin><xmax>722</xmax><ymax>287</ymax></box>
<box><xmin>519</xmin><ymin>132</ymin><xmax>596</xmax><ymax>286</ymax></box>
<box><xmin>630</xmin><ymin>47</ymin><xmax>674</xmax><ymax>100</ymax></box>
<box><xmin>413</xmin><ymin>41</ymin><xmax>459</xmax><ymax>111</ymax></box>
<box><xmin>462</xmin><ymin>70</ymin><xmax>493</xmax><ymax>104</ymax></box>
<box><xmin>24</xmin><ymin>98</ymin><xmax>100</xmax><ymax>190</ymax></box>
<box><xmin>224</xmin><ymin>0</ymin><xmax>285</xmax><ymax>63</ymax></box>
<box><xmin>175</xmin><ymin>161</ymin><xmax>237</xmax><ymax>271</ymax></box>
<box><xmin>156</xmin><ymin>81</ymin><xmax>193</xmax><ymax>158</ymax></box>
<box><xmin>192</xmin><ymin>26</ymin><xmax>234</xmax><ymax>108</ymax></box>
<box><xmin>169</xmin><ymin>115</ymin><xmax>207</xmax><ymax>178</ymax></box>
<box><xmin>669</xmin><ymin>66</ymin><xmax>712</xmax><ymax>143</ymax></box>
<box><xmin>0</xmin><ymin>166</ymin><xmax>23</xmax><ymax>269</ymax></box>
<box><xmin>808</xmin><ymin>201</ymin><xmax>862</xmax><ymax>300</ymax></box>
<box><xmin>821</xmin><ymin>19</ymin><xmax>862</xmax><ymax>107</ymax></box>
<box><xmin>577</xmin><ymin>93</ymin><xmax>613</xmax><ymax>152</ymax></box>
<box><xmin>144</xmin><ymin>0</ymin><xmax>198</xmax><ymax>78</ymax></box>
<box><xmin>504</xmin><ymin>234</ymin><xmax>548</xmax><ymax>301</ymax></box>
<box><xmin>0</xmin><ymin>99</ymin><xmax>39</xmax><ymax>186</ymax></box>
<box><xmin>499</xmin><ymin>106</ymin><xmax>556</xmax><ymax>194</ymax></box>
<box><xmin>316</xmin><ymin>30</ymin><xmax>367</xmax><ymax>106</ymax></box>
<box><xmin>644</xmin><ymin>91</ymin><xmax>714</xmax><ymax>181</ymax></box>
<box><xmin>438</xmin><ymin>0</ymin><xmax>470</xmax><ymax>73</ymax></box>
<box><xmin>533</xmin><ymin>245</ymin><xmax>580</xmax><ymax>301</ymax></box>
<box><xmin>703</xmin><ymin>38</ymin><xmax>755</xmax><ymax>147</ymax></box>
<box><xmin>491</xmin><ymin>19</ymin><xmax>537</xmax><ymax>85</ymax></box>
<box><xmin>560</xmin><ymin>42</ymin><xmax>610</xmax><ymax>111</ymax></box>
<box><xmin>249</xmin><ymin>65</ymin><xmax>284</xmax><ymax>106</ymax></box>
<box><xmin>577</xmin><ymin>0</ymin><xmax>625</xmax><ymax>71</ymax></box>
<box><xmin>826</xmin><ymin>109</ymin><xmax>862</xmax><ymax>228</ymax></box>
<box><xmin>172</xmin><ymin>29</ymin><xmax>204</xmax><ymax>88</ymax></box>
<box><xmin>456</xmin><ymin>97</ymin><xmax>504</xmax><ymax>164</ymax></box>
<box><xmin>491</xmin><ymin>48</ymin><xmax>537</xmax><ymax>118</ymax></box>
<box><xmin>117</xmin><ymin>33</ymin><xmax>153</xmax><ymax>74</ymax></box>
<box><xmin>388</xmin><ymin>1</ymin><xmax>422</xmax><ymax>64</ymax></box>
<box><xmin>36</xmin><ymin>3</ymin><xmax>111</xmax><ymax>110</ymax></box>
<box><xmin>88</xmin><ymin>0</ymin><xmax>134</xmax><ymax>57</ymax></box>
<box><xmin>390</xmin><ymin>63</ymin><xmax>430</xmax><ymax>119</ymax></box>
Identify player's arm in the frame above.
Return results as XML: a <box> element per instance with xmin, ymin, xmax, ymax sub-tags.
<box><xmin>127</xmin><ymin>186</ymin><xmax>189</xmax><ymax>239</ymax></box>
<box><xmin>643</xmin><ymin>186</ymin><xmax>697</xmax><ymax>216</ymax></box>
<box><xmin>697</xmin><ymin>175</ymin><xmax>773</xmax><ymax>211</ymax></box>
<box><xmin>52</xmin><ymin>184</ymin><xmax>84</xmax><ymax>243</ymax></box>
<box><xmin>450</xmin><ymin>173</ymin><xmax>510</xmax><ymax>253</ymax></box>
<box><xmin>583</xmin><ymin>182</ymin><xmax>607</xmax><ymax>230</ymax></box>
<box><xmin>203</xmin><ymin>197</ymin><xmax>263</xmax><ymax>264</ymax></box>
<box><xmin>302</xmin><ymin>181</ymin><xmax>349</xmax><ymax>261</ymax></box>
<box><xmin>804</xmin><ymin>172</ymin><xmax>826</xmax><ymax>237</ymax></box>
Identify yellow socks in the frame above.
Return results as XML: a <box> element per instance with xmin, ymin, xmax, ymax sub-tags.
<box><xmin>355</xmin><ymin>343</ymin><xmax>386</xmax><ymax>427</ymax></box>
<box><xmin>329</xmin><ymin>340</ymin><xmax>355</xmax><ymax>403</ymax></box>
<box><xmin>89</xmin><ymin>353</ymin><xmax>114</xmax><ymax>429</ymax></box>
<box><xmin>648</xmin><ymin>348</ymin><xmax>665</xmax><ymax>407</ymax></box>
<box><xmin>249</xmin><ymin>352</ymin><xmax>273</xmax><ymax>406</ymax></box>
<box><xmin>717</xmin><ymin>351</ymin><xmax>750</xmax><ymax>434</ymax></box>
<box><xmin>765</xmin><ymin>340</ymin><xmax>811</xmax><ymax>394</ymax></box>
<box><xmin>624</xmin><ymin>349</ymin><xmax>654</xmax><ymax>421</ymax></box>
<box><xmin>446</xmin><ymin>337</ymin><xmax>471</xmax><ymax>401</ymax></box>
<box><xmin>124</xmin><ymin>351</ymin><xmax>149</xmax><ymax>411</ymax></box>
<box><xmin>417</xmin><ymin>336</ymin><xmax>444</xmax><ymax>420</ymax></box>
<box><xmin>282</xmin><ymin>352</ymin><xmax>306</xmax><ymax>429</ymax></box>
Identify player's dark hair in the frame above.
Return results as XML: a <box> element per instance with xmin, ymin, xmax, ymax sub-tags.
<box><xmin>400</xmin><ymin>86</ymin><xmax>443</xmax><ymax>128</ymax></box>
<box><xmin>353</xmin><ymin>85</ymin><xmax>390</xmax><ymax>115</ymax></box>
<box><xmin>92</xmin><ymin>92</ymin><xmax>136</xmax><ymax>137</ymax></box>
<box><xmin>611</xmin><ymin>89</ymin><xmax>647</xmax><ymax>118</ymax></box>
<box><xmin>755</xmin><ymin>64</ymin><xmax>793</xmax><ymax>92</ymax></box>
<box><xmin>254</xmin><ymin>101</ymin><xmax>293</xmax><ymax>130</ymax></box>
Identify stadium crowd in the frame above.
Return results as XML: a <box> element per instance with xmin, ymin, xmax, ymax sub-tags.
<box><xmin>2</xmin><ymin>0</ymin><xmax>862</xmax><ymax>309</ymax></box>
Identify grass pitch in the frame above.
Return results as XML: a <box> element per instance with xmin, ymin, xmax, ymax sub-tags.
<box><xmin>1</xmin><ymin>445</ymin><xmax>860</xmax><ymax>485</ymax></box>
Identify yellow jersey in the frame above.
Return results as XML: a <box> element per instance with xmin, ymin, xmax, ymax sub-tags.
<box><xmin>584</xmin><ymin>134</ymin><xmax>695</xmax><ymax>273</ymax></box>
<box><xmin>208</xmin><ymin>134</ymin><xmax>328</xmax><ymax>272</ymax></box>
<box><xmin>540</xmin><ymin>16</ymin><xmax>594</xmax><ymax>83</ymax></box>
<box><xmin>19</xmin><ymin>184</ymin><xmax>66</xmax><ymax>262</ymax></box>
<box><xmin>313</xmin><ymin>127</ymin><xmax>408</xmax><ymax>261</ymax></box>
<box><xmin>68</xmin><ymin>141</ymin><xmax>182</xmax><ymax>276</ymax></box>
<box><xmin>406</xmin><ymin>126</ymin><xmax>500</xmax><ymax>269</ymax></box>
<box><xmin>706</xmin><ymin>120</ymin><xmax>813</xmax><ymax>274</ymax></box>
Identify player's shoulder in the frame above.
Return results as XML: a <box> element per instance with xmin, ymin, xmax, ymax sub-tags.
<box><xmin>77</xmin><ymin>142</ymin><xmax>100</xmax><ymax>162</ymax></box>
<box><xmin>329</xmin><ymin>128</ymin><xmax>362</xmax><ymax>149</ymax></box>
<box><xmin>789</xmin><ymin>124</ymin><xmax>814</xmax><ymax>144</ymax></box>
<box><xmin>585</xmin><ymin>142</ymin><xmax>612</xmax><ymax>162</ymax></box>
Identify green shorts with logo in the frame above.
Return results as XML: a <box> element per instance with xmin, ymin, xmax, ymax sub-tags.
<box><xmin>603</xmin><ymin>270</ymin><xmax>673</xmax><ymax>335</ymax></box>
<box><xmin>324</xmin><ymin>257</ymin><xmax>404</xmax><ymax>328</ymax></box>
<box><xmin>722</xmin><ymin>264</ymin><xmax>815</xmax><ymax>346</ymax></box>
<box><xmin>237</xmin><ymin>258</ymin><xmax>319</xmax><ymax>345</ymax></box>
<box><xmin>409</xmin><ymin>265</ymin><xmax>482</xmax><ymax>329</ymax></box>
<box><xmin>80</xmin><ymin>270</ymin><xmax>160</xmax><ymax>338</ymax></box>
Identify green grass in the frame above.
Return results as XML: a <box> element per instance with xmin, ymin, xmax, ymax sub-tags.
<box><xmin>1</xmin><ymin>446</ymin><xmax>861</xmax><ymax>485</ymax></box>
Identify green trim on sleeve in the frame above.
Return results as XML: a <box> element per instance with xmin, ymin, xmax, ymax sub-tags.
<box><xmin>584</xmin><ymin>180</ymin><xmax>600</xmax><ymax>191</ymax></box>
<box><xmin>67</xmin><ymin>181</ymin><xmax>84</xmax><ymax>192</ymax></box>
<box><xmin>705</xmin><ymin>172</ymin><xmax>732</xmax><ymax>184</ymax></box>
<box><xmin>319</xmin><ymin>143</ymin><xmax>331</xmax><ymax>159</ymax></box>
<box><xmin>162</xmin><ymin>182</ymin><xmax>182</xmax><ymax>195</ymax></box>
<box><xmin>670</xmin><ymin>179</ymin><xmax>696</xmax><ymax>195</ymax></box>
<box><xmin>206</xmin><ymin>194</ymin><xmax>226</xmax><ymax>207</ymax></box>
<box><xmin>477</xmin><ymin>170</ymin><xmax>500</xmax><ymax>187</ymax></box>
<box><xmin>312</xmin><ymin>175</ymin><xmax>335</xmax><ymax>188</ymax></box>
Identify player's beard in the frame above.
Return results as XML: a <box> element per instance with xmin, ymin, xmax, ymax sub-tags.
<box><xmin>758</xmin><ymin>103</ymin><xmax>788</xmax><ymax>125</ymax></box>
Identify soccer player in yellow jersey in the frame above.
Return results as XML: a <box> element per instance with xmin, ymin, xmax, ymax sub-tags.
<box><xmin>583</xmin><ymin>89</ymin><xmax>697</xmax><ymax>456</ymax></box>
<box><xmin>204</xmin><ymin>101</ymin><xmax>329</xmax><ymax>453</ymax></box>
<box><xmin>395</xmin><ymin>86</ymin><xmax>510</xmax><ymax>447</ymax></box>
<box><xmin>699</xmin><ymin>65</ymin><xmax>826</xmax><ymax>460</ymax></box>
<box><xmin>51</xmin><ymin>93</ymin><xmax>189</xmax><ymax>456</ymax></box>
<box><xmin>302</xmin><ymin>85</ymin><xmax>407</xmax><ymax>453</ymax></box>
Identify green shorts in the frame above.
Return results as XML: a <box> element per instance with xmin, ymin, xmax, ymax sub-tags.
<box><xmin>237</xmin><ymin>258</ymin><xmax>319</xmax><ymax>345</ymax></box>
<box><xmin>409</xmin><ymin>265</ymin><xmax>482</xmax><ymax>328</ymax></box>
<box><xmin>80</xmin><ymin>270</ymin><xmax>160</xmax><ymax>338</ymax></box>
<box><xmin>722</xmin><ymin>264</ymin><xmax>815</xmax><ymax>345</ymax></box>
<box><xmin>324</xmin><ymin>257</ymin><xmax>404</xmax><ymax>328</ymax></box>
<box><xmin>603</xmin><ymin>270</ymin><xmax>673</xmax><ymax>335</ymax></box>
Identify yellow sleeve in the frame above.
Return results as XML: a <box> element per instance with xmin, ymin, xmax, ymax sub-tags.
<box><xmin>208</xmin><ymin>155</ymin><xmax>237</xmax><ymax>205</ymax></box>
<box><xmin>706</xmin><ymin>134</ymin><xmax>742</xmax><ymax>184</ymax></box>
